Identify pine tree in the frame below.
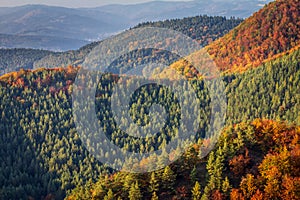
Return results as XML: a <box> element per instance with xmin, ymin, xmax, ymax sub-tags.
<box><xmin>151</xmin><ymin>191</ymin><xmax>159</xmax><ymax>200</ymax></box>
<box><xmin>128</xmin><ymin>181</ymin><xmax>142</xmax><ymax>200</ymax></box>
<box><xmin>104</xmin><ymin>189</ymin><xmax>114</xmax><ymax>200</ymax></box>
<box><xmin>192</xmin><ymin>181</ymin><xmax>201</xmax><ymax>200</ymax></box>
<box><xmin>206</xmin><ymin>152</ymin><xmax>215</xmax><ymax>176</ymax></box>
<box><xmin>190</xmin><ymin>165</ymin><xmax>198</xmax><ymax>184</ymax></box>
<box><xmin>202</xmin><ymin>186</ymin><xmax>211</xmax><ymax>200</ymax></box>
<box><xmin>222</xmin><ymin>177</ymin><xmax>231</xmax><ymax>195</ymax></box>
<box><xmin>161</xmin><ymin>166</ymin><xmax>176</xmax><ymax>192</ymax></box>
<box><xmin>123</xmin><ymin>174</ymin><xmax>135</xmax><ymax>192</ymax></box>
<box><xmin>149</xmin><ymin>172</ymin><xmax>159</xmax><ymax>193</ymax></box>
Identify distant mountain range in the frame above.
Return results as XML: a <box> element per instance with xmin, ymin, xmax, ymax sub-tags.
<box><xmin>0</xmin><ymin>0</ymin><xmax>272</xmax><ymax>51</ymax></box>
<box><xmin>0</xmin><ymin>15</ymin><xmax>243</xmax><ymax>75</ymax></box>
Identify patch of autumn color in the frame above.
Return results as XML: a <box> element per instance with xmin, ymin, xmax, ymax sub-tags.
<box><xmin>205</xmin><ymin>0</ymin><xmax>300</xmax><ymax>73</ymax></box>
<box><xmin>176</xmin><ymin>186</ymin><xmax>189</xmax><ymax>198</ymax></box>
<box><xmin>251</xmin><ymin>119</ymin><xmax>300</xmax><ymax>150</ymax></box>
<box><xmin>0</xmin><ymin>66</ymin><xmax>79</xmax><ymax>88</ymax></box>
<box><xmin>211</xmin><ymin>190</ymin><xmax>226</xmax><ymax>200</ymax></box>
<box><xmin>250</xmin><ymin>190</ymin><xmax>263</xmax><ymax>200</ymax></box>
<box><xmin>229</xmin><ymin>149</ymin><xmax>251</xmax><ymax>176</ymax></box>
<box><xmin>281</xmin><ymin>175</ymin><xmax>300</xmax><ymax>200</ymax></box>
<box><xmin>228</xmin><ymin>120</ymin><xmax>300</xmax><ymax>200</ymax></box>
<box><xmin>256</xmin><ymin>147</ymin><xmax>300</xmax><ymax>199</ymax></box>
<box><xmin>230</xmin><ymin>189</ymin><xmax>245</xmax><ymax>200</ymax></box>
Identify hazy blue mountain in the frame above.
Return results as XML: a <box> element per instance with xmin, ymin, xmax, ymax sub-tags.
<box><xmin>0</xmin><ymin>0</ymin><xmax>272</xmax><ymax>50</ymax></box>
<box><xmin>94</xmin><ymin>0</ymin><xmax>271</xmax><ymax>23</ymax></box>
<box><xmin>0</xmin><ymin>33</ymin><xmax>87</xmax><ymax>51</ymax></box>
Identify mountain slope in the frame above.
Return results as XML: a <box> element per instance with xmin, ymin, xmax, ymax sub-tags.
<box><xmin>0</xmin><ymin>48</ymin><xmax>51</xmax><ymax>75</ymax></box>
<box><xmin>206</xmin><ymin>0</ymin><xmax>300</xmax><ymax>72</ymax></box>
<box><xmin>33</xmin><ymin>15</ymin><xmax>243</xmax><ymax>69</ymax></box>
<box><xmin>0</xmin><ymin>46</ymin><xmax>299</xmax><ymax>200</ymax></box>
<box><xmin>0</xmin><ymin>33</ymin><xmax>87</xmax><ymax>52</ymax></box>
<box><xmin>94</xmin><ymin>0</ymin><xmax>270</xmax><ymax>21</ymax></box>
<box><xmin>0</xmin><ymin>5</ymin><xmax>127</xmax><ymax>50</ymax></box>
<box><xmin>68</xmin><ymin>119</ymin><xmax>300</xmax><ymax>200</ymax></box>
<box><xmin>0</xmin><ymin>0</ymin><xmax>271</xmax><ymax>50</ymax></box>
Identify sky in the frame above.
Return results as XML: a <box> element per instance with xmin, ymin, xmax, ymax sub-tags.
<box><xmin>0</xmin><ymin>0</ymin><xmax>193</xmax><ymax>8</ymax></box>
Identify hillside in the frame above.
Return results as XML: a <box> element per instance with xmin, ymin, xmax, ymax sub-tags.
<box><xmin>135</xmin><ymin>15</ymin><xmax>243</xmax><ymax>47</ymax></box>
<box><xmin>0</xmin><ymin>33</ymin><xmax>88</xmax><ymax>52</ymax></box>
<box><xmin>33</xmin><ymin>15</ymin><xmax>243</xmax><ymax>69</ymax></box>
<box><xmin>0</xmin><ymin>47</ymin><xmax>299</xmax><ymax>200</ymax></box>
<box><xmin>68</xmin><ymin>119</ymin><xmax>300</xmax><ymax>200</ymax></box>
<box><xmin>206</xmin><ymin>0</ymin><xmax>300</xmax><ymax>72</ymax></box>
<box><xmin>0</xmin><ymin>1</ymin><xmax>270</xmax><ymax>50</ymax></box>
<box><xmin>67</xmin><ymin>49</ymin><xmax>300</xmax><ymax>200</ymax></box>
<box><xmin>0</xmin><ymin>48</ymin><xmax>51</xmax><ymax>75</ymax></box>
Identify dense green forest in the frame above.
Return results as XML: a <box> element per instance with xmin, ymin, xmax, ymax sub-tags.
<box><xmin>0</xmin><ymin>48</ymin><xmax>51</xmax><ymax>75</ymax></box>
<box><xmin>0</xmin><ymin>47</ymin><xmax>299</xmax><ymax>199</ymax></box>
<box><xmin>134</xmin><ymin>15</ymin><xmax>243</xmax><ymax>47</ymax></box>
<box><xmin>68</xmin><ymin>119</ymin><xmax>300</xmax><ymax>200</ymax></box>
<box><xmin>67</xmin><ymin>47</ymin><xmax>300</xmax><ymax>200</ymax></box>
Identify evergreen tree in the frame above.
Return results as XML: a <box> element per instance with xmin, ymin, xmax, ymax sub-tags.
<box><xmin>190</xmin><ymin>165</ymin><xmax>198</xmax><ymax>184</ymax></box>
<box><xmin>151</xmin><ymin>191</ymin><xmax>159</xmax><ymax>200</ymax></box>
<box><xmin>161</xmin><ymin>166</ymin><xmax>176</xmax><ymax>192</ymax></box>
<box><xmin>149</xmin><ymin>172</ymin><xmax>159</xmax><ymax>193</ymax></box>
<box><xmin>123</xmin><ymin>174</ymin><xmax>135</xmax><ymax>192</ymax></box>
<box><xmin>104</xmin><ymin>189</ymin><xmax>114</xmax><ymax>200</ymax></box>
<box><xmin>222</xmin><ymin>177</ymin><xmax>231</xmax><ymax>194</ymax></box>
<box><xmin>192</xmin><ymin>181</ymin><xmax>201</xmax><ymax>200</ymax></box>
<box><xmin>128</xmin><ymin>181</ymin><xmax>142</xmax><ymax>200</ymax></box>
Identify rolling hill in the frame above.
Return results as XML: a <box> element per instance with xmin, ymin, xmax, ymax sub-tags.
<box><xmin>0</xmin><ymin>47</ymin><xmax>298</xmax><ymax>200</ymax></box>
<box><xmin>32</xmin><ymin>15</ymin><xmax>243</xmax><ymax>69</ymax></box>
<box><xmin>0</xmin><ymin>15</ymin><xmax>242</xmax><ymax>77</ymax></box>
<box><xmin>0</xmin><ymin>33</ymin><xmax>87</xmax><ymax>52</ymax></box>
<box><xmin>0</xmin><ymin>48</ymin><xmax>51</xmax><ymax>75</ymax></box>
<box><xmin>0</xmin><ymin>0</ymin><xmax>271</xmax><ymax>50</ymax></box>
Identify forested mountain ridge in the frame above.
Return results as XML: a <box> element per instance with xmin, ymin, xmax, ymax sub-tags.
<box><xmin>0</xmin><ymin>47</ymin><xmax>299</xmax><ymax>200</ymax></box>
<box><xmin>0</xmin><ymin>1</ymin><xmax>270</xmax><ymax>50</ymax></box>
<box><xmin>134</xmin><ymin>15</ymin><xmax>243</xmax><ymax>47</ymax></box>
<box><xmin>0</xmin><ymin>41</ymin><xmax>101</xmax><ymax>75</ymax></box>
<box><xmin>68</xmin><ymin>119</ymin><xmax>300</xmax><ymax>200</ymax></box>
<box><xmin>206</xmin><ymin>0</ymin><xmax>300</xmax><ymax>72</ymax></box>
<box><xmin>67</xmin><ymin>47</ymin><xmax>300</xmax><ymax>200</ymax></box>
<box><xmin>0</xmin><ymin>48</ymin><xmax>52</xmax><ymax>75</ymax></box>
<box><xmin>0</xmin><ymin>15</ymin><xmax>243</xmax><ymax>74</ymax></box>
<box><xmin>32</xmin><ymin>15</ymin><xmax>243</xmax><ymax>70</ymax></box>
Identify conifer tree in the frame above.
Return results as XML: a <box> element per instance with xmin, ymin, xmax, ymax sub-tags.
<box><xmin>149</xmin><ymin>172</ymin><xmax>159</xmax><ymax>193</ymax></box>
<box><xmin>104</xmin><ymin>189</ymin><xmax>114</xmax><ymax>200</ymax></box>
<box><xmin>161</xmin><ymin>166</ymin><xmax>176</xmax><ymax>192</ymax></box>
<box><xmin>222</xmin><ymin>177</ymin><xmax>231</xmax><ymax>194</ymax></box>
<box><xmin>128</xmin><ymin>181</ymin><xmax>142</xmax><ymax>200</ymax></box>
<box><xmin>123</xmin><ymin>174</ymin><xmax>135</xmax><ymax>192</ymax></box>
<box><xmin>151</xmin><ymin>191</ymin><xmax>159</xmax><ymax>200</ymax></box>
<box><xmin>190</xmin><ymin>165</ymin><xmax>198</xmax><ymax>184</ymax></box>
<box><xmin>192</xmin><ymin>181</ymin><xmax>201</xmax><ymax>200</ymax></box>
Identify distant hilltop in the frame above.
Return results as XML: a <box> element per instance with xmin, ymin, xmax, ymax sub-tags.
<box><xmin>0</xmin><ymin>0</ymin><xmax>272</xmax><ymax>51</ymax></box>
